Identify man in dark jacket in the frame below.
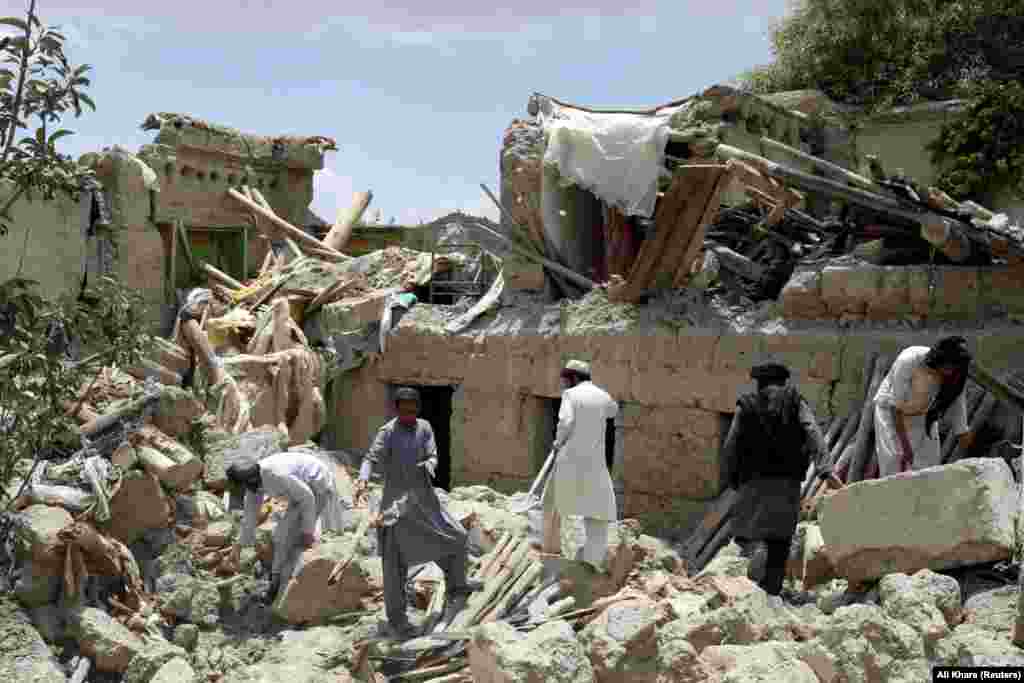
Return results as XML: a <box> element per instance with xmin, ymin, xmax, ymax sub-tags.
<box><xmin>721</xmin><ymin>362</ymin><xmax>828</xmax><ymax>596</ymax></box>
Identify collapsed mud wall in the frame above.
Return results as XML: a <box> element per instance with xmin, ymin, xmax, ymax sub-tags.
<box><xmin>325</xmin><ymin>298</ymin><xmax>1024</xmax><ymax>537</ymax></box>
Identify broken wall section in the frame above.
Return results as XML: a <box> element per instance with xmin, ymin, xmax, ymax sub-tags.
<box><xmin>326</xmin><ymin>292</ymin><xmax>1024</xmax><ymax>536</ymax></box>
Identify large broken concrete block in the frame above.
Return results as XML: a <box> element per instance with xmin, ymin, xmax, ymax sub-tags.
<box><xmin>819</xmin><ymin>458</ymin><xmax>1016</xmax><ymax>583</ymax></box>
<box><xmin>468</xmin><ymin>620</ymin><xmax>596</xmax><ymax>683</ymax></box>
<box><xmin>106</xmin><ymin>470</ymin><xmax>172</xmax><ymax>545</ymax></box>
<box><xmin>273</xmin><ymin>536</ymin><xmax>382</xmax><ymax>625</ymax></box>
<box><xmin>0</xmin><ymin>597</ymin><xmax>66</xmax><ymax>682</ymax></box>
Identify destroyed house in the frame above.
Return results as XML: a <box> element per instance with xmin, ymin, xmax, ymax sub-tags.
<box><xmin>322</xmin><ymin>84</ymin><xmax>1024</xmax><ymax>536</ymax></box>
<box><xmin>0</xmin><ymin>113</ymin><xmax>336</xmax><ymax>328</ymax></box>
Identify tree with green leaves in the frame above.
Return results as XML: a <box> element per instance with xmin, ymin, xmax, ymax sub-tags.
<box><xmin>0</xmin><ymin>0</ymin><xmax>96</xmax><ymax>235</ymax></box>
<box><xmin>0</xmin><ymin>1</ymin><xmax>151</xmax><ymax>506</ymax></box>
<box><xmin>737</xmin><ymin>0</ymin><xmax>1024</xmax><ymax>202</ymax></box>
<box><xmin>738</xmin><ymin>0</ymin><xmax>1024</xmax><ymax>110</ymax></box>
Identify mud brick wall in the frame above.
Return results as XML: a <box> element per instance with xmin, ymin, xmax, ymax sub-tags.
<box><xmin>782</xmin><ymin>263</ymin><xmax>1024</xmax><ymax>322</ymax></box>
<box><xmin>325</xmin><ymin>308</ymin><xmax>1024</xmax><ymax>534</ymax></box>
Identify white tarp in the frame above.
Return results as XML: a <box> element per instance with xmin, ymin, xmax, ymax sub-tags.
<box><xmin>539</xmin><ymin>101</ymin><xmax>687</xmax><ymax>219</ymax></box>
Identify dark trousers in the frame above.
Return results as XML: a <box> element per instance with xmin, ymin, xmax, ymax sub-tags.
<box><xmin>740</xmin><ymin>536</ymin><xmax>792</xmax><ymax>596</ymax></box>
<box><xmin>382</xmin><ymin>536</ymin><xmax>469</xmax><ymax>628</ymax></box>
<box><xmin>759</xmin><ymin>538</ymin><xmax>792</xmax><ymax>596</ymax></box>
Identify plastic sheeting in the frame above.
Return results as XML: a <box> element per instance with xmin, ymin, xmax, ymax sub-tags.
<box><xmin>539</xmin><ymin>101</ymin><xmax>687</xmax><ymax>218</ymax></box>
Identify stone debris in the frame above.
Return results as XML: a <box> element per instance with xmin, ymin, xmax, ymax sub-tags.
<box><xmin>7</xmin><ymin>92</ymin><xmax>1024</xmax><ymax>683</ymax></box>
<box><xmin>818</xmin><ymin>458</ymin><xmax>1017</xmax><ymax>583</ymax></box>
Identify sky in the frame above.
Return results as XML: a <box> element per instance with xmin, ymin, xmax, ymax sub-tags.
<box><xmin>1</xmin><ymin>1</ymin><xmax>789</xmax><ymax>226</ymax></box>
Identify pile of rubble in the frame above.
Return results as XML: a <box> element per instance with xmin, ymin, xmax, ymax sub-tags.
<box><xmin>6</xmin><ymin>455</ymin><xmax>1024</xmax><ymax>682</ymax></box>
<box><xmin>0</xmin><ymin>184</ymin><xmax>507</xmax><ymax>682</ymax></box>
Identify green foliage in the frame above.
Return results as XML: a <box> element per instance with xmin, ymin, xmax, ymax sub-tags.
<box><xmin>737</xmin><ymin>0</ymin><xmax>1024</xmax><ymax>112</ymax></box>
<box><xmin>0</xmin><ymin>4</ymin><xmax>152</xmax><ymax>506</ymax></box>
<box><xmin>0</xmin><ymin>1</ymin><xmax>97</xmax><ymax>235</ymax></box>
<box><xmin>928</xmin><ymin>81</ymin><xmax>1024</xmax><ymax>201</ymax></box>
<box><xmin>0</xmin><ymin>276</ymin><xmax>153</xmax><ymax>502</ymax></box>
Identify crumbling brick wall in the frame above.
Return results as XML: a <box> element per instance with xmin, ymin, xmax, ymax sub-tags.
<box><xmin>326</xmin><ymin>311</ymin><xmax>1024</xmax><ymax>534</ymax></box>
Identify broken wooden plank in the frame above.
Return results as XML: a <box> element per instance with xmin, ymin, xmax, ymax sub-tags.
<box><xmin>674</xmin><ymin>165</ymin><xmax>734</xmax><ymax>287</ymax></box>
<box><xmin>760</xmin><ymin>135</ymin><xmax>878</xmax><ymax>191</ymax></box>
<box><xmin>692</xmin><ymin>516</ymin><xmax>734</xmax><ymax>573</ymax></box>
<box><xmin>844</xmin><ymin>355</ymin><xmax>893</xmax><ymax>483</ymax></box>
<box><xmin>945</xmin><ymin>393</ymin><xmax>998</xmax><ymax>465</ymax></box>
<box><xmin>969</xmin><ymin>362</ymin><xmax>1024</xmax><ymax>414</ymax></box>
<box><xmin>227</xmin><ymin>188</ymin><xmax>346</xmax><ymax>258</ymax></box>
<box><xmin>323</xmin><ymin>190</ymin><xmax>373</xmax><ymax>253</ymax></box>
<box><xmin>610</xmin><ymin>169</ymin><xmax>699</xmax><ymax>301</ymax></box>
<box><xmin>464</xmin><ymin>210</ymin><xmax>596</xmax><ymax>291</ymax></box>
<box><xmin>651</xmin><ymin>165</ymin><xmax>723</xmax><ymax>287</ymax></box>
<box><xmin>480</xmin><ymin>182</ymin><xmax>582</xmax><ymax>297</ymax></box>
<box><xmin>679</xmin><ymin>488</ymin><xmax>737</xmax><ymax>568</ymax></box>
<box><xmin>450</xmin><ymin>540</ymin><xmax>530</xmax><ymax>631</ymax></box>
<box><xmin>200</xmin><ymin>261</ymin><xmax>243</xmax><ymax>290</ymax></box>
<box><xmin>175</xmin><ymin>220</ymin><xmax>196</xmax><ymax>276</ymax></box>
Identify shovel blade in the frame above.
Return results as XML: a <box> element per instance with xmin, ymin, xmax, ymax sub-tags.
<box><xmin>509</xmin><ymin>493</ymin><xmax>542</xmax><ymax>514</ymax></box>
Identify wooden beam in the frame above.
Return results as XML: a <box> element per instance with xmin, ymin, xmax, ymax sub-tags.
<box><xmin>227</xmin><ymin>188</ymin><xmax>345</xmax><ymax>259</ymax></box>
<box><xmin>323</xmin><ymin>190</ymin><xmax>373</xmax><ymax>253</ymax></box>
<box><xmin>760</xmin><ymin>136</ymin><xmax>878</xmax><ymax>191</ymax></box>
<box><xmin>175</xmin><ymin>220</ymin><xmax>196</xmax><ymax>276</ymax></box>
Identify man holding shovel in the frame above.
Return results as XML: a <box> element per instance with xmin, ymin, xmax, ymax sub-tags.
<box><xmin>541</xmin><ymin>360</ymin><xmax>619</xmax><ymax>573</ymax></box>
<box><xmin>353</xmin><ymin>387</ymin><xmax>482</xmax><ymax>638</ymax></box>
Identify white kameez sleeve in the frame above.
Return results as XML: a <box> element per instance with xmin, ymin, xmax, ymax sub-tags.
<box><xmin>554</xmin><ymin>392</ymin><xmax>575</xmax><ymax>452</ymax></box>
<box><xmin>268</xmin><ymin>469</ymin><xmax>318</xmax><ymax>536</ymax></box>
<box><xmin>876</xmin><ymin>351</ymin><xmax>916</xmax><ymax>409</ymax></box>
<box><xmin>238</xmin><ymin>490</ymin><xmax>264</xmax><ymax>547</ymax></box>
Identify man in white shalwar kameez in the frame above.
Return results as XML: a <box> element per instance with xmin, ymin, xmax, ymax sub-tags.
<box><xmin>542</xmin><ymin>360</ymin><xmax>619</xmax><ymax>572</ymax></box>
<box><xmin>874</xmin><ymin>336</ymin><xmax>974</xmax><ymax>477</ymax></box>
<box><xmin>226</xmin><ymin>451</ymin><xmax>347</xmax><ymax>602</ymax></box>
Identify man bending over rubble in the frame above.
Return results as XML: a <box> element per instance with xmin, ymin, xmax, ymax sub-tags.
<box><xmin>354</xmin><ymin>386</ymin><xmax>482</xmax><ymax>639</ymax></box>
<box><xmin>225</xmin><ymin>451</ymin><xmax>347</xmax><ymax>603</ymax></box>
<box><xmin>722</xmin><ymin>361</ymin><xmax>827</xmax><ymax>597</ymax></box>
<box><xmin>541</xmin><ymin>359</ymin><xmax>619</xmax><ymax>573</ymax></box>
<box><xmin>874</xmin><ymin>336</ymin><xmax>973</xmax><ymax>476</ymax></box>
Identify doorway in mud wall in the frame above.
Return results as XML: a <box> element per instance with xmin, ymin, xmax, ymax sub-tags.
<box><xmin>392</xmin><ymin>384</ymin><xmax>455</xmax><ymax>490</ymax></box>
<box><xmin>543</xmin><ymin>397</ymin><xmax>616</xmax><ymax>472</ymax></box>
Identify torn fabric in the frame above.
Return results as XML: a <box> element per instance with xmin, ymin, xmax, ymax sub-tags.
<box><xmin>539</xmin><ymin>101</ymin><xmax>687</xmax><ymax>218</ymax></box>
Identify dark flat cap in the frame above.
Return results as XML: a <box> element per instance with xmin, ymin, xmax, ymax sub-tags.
<box><xmin>750</xmin><ymin>362</ymin><xmax>791</xmax><ymax>381</ymax></box>
<box><xmin>394</xmin><ymin>386</ymin><xmax>420</xmax><ymax>403</ymax></box>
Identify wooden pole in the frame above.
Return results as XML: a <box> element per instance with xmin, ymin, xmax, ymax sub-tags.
<box><xmin>760</xmin><ymin>136</ymin><xmax>878</xmax><ymax>191</ymax></box>
<box><xmin>168</xmin><ymin>220</ymin><xmax>178</xmax><ymax>305</ymax></box>
<box><xmin>200</xmin><ymin>261</ymin><xmax>243</xmax><ymax>290</ymax></box>
<box><xmin>846</xmin><ymin>355</ymin><xmax>891</xmax><ymax>483</ymax></box>
<box><xmin>227</xmin><ymin>188</ymin><xmax>345</xmax><ymax>258</ymax></box>
<box><xmin>323</xmin><ymin>190</ymin><xmax>373</xmax><ymax>253</ymax></box>
<box><xmin>715</xmin><ymin>143</ymin><xmax>930</xmax><ymax>223</ymax></box>
<box><xmin>176</xmin><ymin>220</ymin><xmax>196</xmax><ymax>276</ymax></box>
<box><xmin>464</xmin><ymin>213</ymin><xmax>596</xmax><ymax>292</ymax></box>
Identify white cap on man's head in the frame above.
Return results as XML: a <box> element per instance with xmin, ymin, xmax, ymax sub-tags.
<box><xmin>563</xmin><ymin>359</ymin><xmax>591</xmax><ymax>374</ymax></box>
